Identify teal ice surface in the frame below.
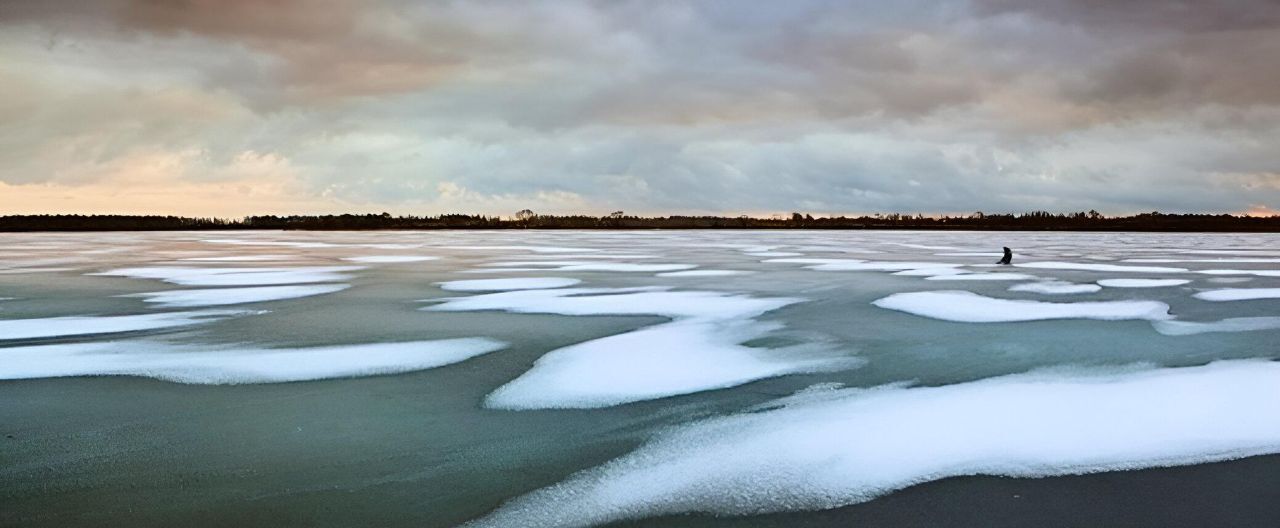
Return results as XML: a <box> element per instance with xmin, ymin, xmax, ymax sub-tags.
<box><xmin>1</xmin><ymin>230</ymin><xmax>1278</xmax><ymax>527</ymax></box>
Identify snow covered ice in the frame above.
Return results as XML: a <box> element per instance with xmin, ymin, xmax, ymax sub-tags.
<box><xmin>4</xmin><ymin>230</ymin><xmax>1280</xmax><ymax>527</ymax></box>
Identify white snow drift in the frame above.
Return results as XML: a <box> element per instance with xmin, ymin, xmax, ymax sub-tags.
<box><xmin>1193</xmin><ymin>288</ymin><xmax>1280</xmax><ymax>302</ymax></box>
<box><xmin>1014</xmin><ymin>261</ymin><xmax>1188</xmax><ymax>273</ymax></box>
<box><xmin>1097</xmin><ymin>279</ymin><xmax>1190</xmax><ymax>288</ymax></box>
<box><xmin>0</xmin><ymin>310</ymin><xmax>245</xmax><ymax>341</ymax></box>
<box><xmin>466</xmin><ymin>360</ymin><xmax>1280</xmax><ymax>528</ymax></box>
<box><xmin>426</xmin><ymin>287</ymin><xmax>858</xmax><ymax>408</ymax></box>
<box><xmin>1008</xmin><ymin>281</ymin><xmax>1102</xmax><ymax>295</ymax></box>
<box><xmin>1153</xmin><ymin>317</ymin><xmax>1280</xmax><ymax>336</ymax></box>
<box><xmin>342</xmin><ymin>255</ymin><xmax>438</xmax><ymax>263</ymax></box>
<box><xmin>438</xmin><ymin>278</ymin><xmax>581</xmax><ymax>291</ymax></box>
<box><xmin>129</xmin><ymin>284</ymin><xmax>349</xmax><ymax>308</ymax></box>
<box><xmin>872</xmin><ymin>291</ymin><xmax>1170</xmax><ymax>323</ymax></box>
<box><xmin>0</xmin><ymin>338</ymin><xmax>505</xmax><ymax>384</ymax></box>
<box><xmin>95</xmin><ymin>266</ymin><xmax>361</xmax><ymax>286</ymax></box>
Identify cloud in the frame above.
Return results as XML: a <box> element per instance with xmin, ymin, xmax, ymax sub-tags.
<box><xmin>1</xmin><ymin>0</ymin><xmax>1278</xmax><ymax>215</ymax></box>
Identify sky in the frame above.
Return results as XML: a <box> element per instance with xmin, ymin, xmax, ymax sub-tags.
<box><xmin>1</xmin><ymin>0</ymin><xmax>1278</xmax><ymax>218</ymax></box>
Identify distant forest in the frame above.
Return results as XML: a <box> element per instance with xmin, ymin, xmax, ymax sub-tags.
<box><xmin>2</xmin><ymin>210</ymin><xmax>1280</xmax><ymax>232</ymax></box>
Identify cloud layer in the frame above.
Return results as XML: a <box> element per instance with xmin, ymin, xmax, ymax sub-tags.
<box><xmin>2</xmin><ymin>0</ymin><xmax>1278</xmax><ymax>216</ymax></box>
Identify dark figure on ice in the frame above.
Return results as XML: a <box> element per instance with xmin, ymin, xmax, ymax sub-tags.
<box><xmin>997</xmin><ymin>247</ymin><xmax>1013</xmax><ymax>265</ymax></box>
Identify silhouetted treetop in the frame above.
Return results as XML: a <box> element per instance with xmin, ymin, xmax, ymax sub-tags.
<box><xmin>0</xmin><ymin>211</ymin><xmax>1277</xmax><ymax>232</ymax></box>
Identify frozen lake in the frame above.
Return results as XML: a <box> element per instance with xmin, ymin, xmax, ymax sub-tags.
<box><xmin>2</xmin><ymin>230</ymin><xmax>1279</xmax><ymax>527</ymax></box>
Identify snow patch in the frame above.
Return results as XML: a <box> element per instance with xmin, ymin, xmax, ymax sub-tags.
<box><xmin>0</xmin><ymin>310</ymin><xmax>246</xmax><ymax>341</ymax></box>
<box><xmin>1193</xmin><ymin>288</ymin><xmax>1280</xmax><ymax>302</ymax></box>
<box><xmin>428</xmin><ymin>287</ymin><xmax>856</xmax><ymax>408</ymax></box>
<box><xmin>1014</xmin><ymin>261</ymin><xmax>1188</xmax><ymax>273</ymax></box>
<box><xmin>744</xmin><ymin>252</ymin><xmax>804</xmax><ymax>257</ymax></box>
<box><xmin>342</xmin><ymin>256</ymin><xmax>438</xmax><ymax>263</ymax></box>
<box><xmin>1008</xmin><ymin>281</ymin><xmax>1102</xmax><ymax>295</ymax></box>
<box><xmin>482</xmin><ymin>261</ymin><xmax>696</xmax><ymax>273</ymax></box>
<box><xmin>0</xmin><ymin>338</ymin><xmax>505</xmax><ymax>384</ymax></box>
<box><xmin>485</xmin><ymin>320</ymin><xmax>862</xmax><ymax>409</ymax></box>
<box><xmin>438</xmin><ymin>278</ymin><xmax>581</xmax><ymax>291</ymax></box>
<box><xmin>872</xmin><ymin>290</ymin><xmax>1170</xmax><ymax>323</ymax></box>
<box><xmin>924</xmin><ymin>272</ymin><xmax>1036</xmax><ymax>281</ymax></box>
<box><xmin>1097</xmin><ymin>279</ymin><xmax>1190</xmax><ymax>288</ymax></box>
<box><xmin>466</xmin><ymin>360</ymin><xmax>1280</xmax><ymax>528</ymax></box>
<box><xmin>1196</xmin><ymin>269</ymin><xmax>1280</xmax><ymax>278</ymax></box>
<box><xmin>656</xmin><ymin>270</ymin><xmax>751</xmax><ymax>277</ymax></box>
<box><xmin>1153</xmin><ymin>317</ymin><xmax>1280</xmax><ymax>336</ymax></box>
<box><xmin>129</xmin><ymin>284</ymin><xmax>349</xmax><ymax>308</ymax></box>
<box><xmin>95</xmin><ymin>266</ymin><xmax>361</xmax><ymax>286</ymax></box>
<box><xmin>767</xmin><ymin>258</ymin><xmax>964</xmax><ymax>273</ymax></box>
<box><xmin>180</xmin><ymin>255</ymin><xmax>292</xmax><ymax>262</ymax></box>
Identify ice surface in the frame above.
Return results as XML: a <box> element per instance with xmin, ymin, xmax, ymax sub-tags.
<box><xmin>1124</xmin><ymin>258</ymin><xmax>1280</xmax><ymax>263</ymax></box>
<box><xmin>766</xmin><ymin>258</ymin><xmax>965</xmax><ymax>273</ymax></box>
<box><xmin>1014</xmin><ymin>261</ymin><xmax>1189</xmax><ymax>273</ymax></box>
<box><xmin>130</xmin><ymin>284</ymin><xmax>349</xmax><ymax>308</ymax></box>
<box><xmin>744</xmin><ymin>252</ymin><xmax>804</xmax><ymax>257</ymax></box>
<box><xmin>1097</xmin><ymin>279</ymin><xmax>1191</xmax><ymax>288</ymax></box>
<box><xmin>514</xmin><ymin>254</ymin><xmax>659</xmax><ymax>260</ymax></box>
<box><xmin>1196</xmin><ymin>269</ymin><xmax>1280</xmax><ymax>278</ymax></box>
<box><xmin>1008</xmin><ymin>281</ymin><xmax>1102</xmax><ymax>294</ymax></box>
<box><xmin>0</xmin><ymin>338</ymin><xmax>505</xmax><ymax>384</ymax></box>
<box><xmin>426</xmin><ymin>287</ymin><xmax>795</xmax><ymax>320</ymax></box>
<box><xmin>656</xmin><ymin>270</ymin><xmax>751</xmax><ymax>277</ymax></box>
<box><xmin>466</xmin><ymin>361</ymin><xmax>1280</xmax><ymax>527</ymax></box>
<box><xmin>1180</xmin><ymin>250</ymin><xmax>1280</xmax><ymax>256</ymax></box>
<box><xmin>202</xmin><ymin>238</ymin><xmax>341</xmax><ymax>248</ymax></box>
<box><xmin>886</xmin><ymin>242</ymin><xmax>960</xmax><ymax>250</ymax></box>
<box><xmin>1153</xmin><ymin>317</ymin><xmax>1280</xmax><ymax>336</ymax></box>
<box><xmin>0</xmin><ymin>310</ymin><xmax>245</xmax><ymax>341</ymax></box>
<box><xmin>180</xmin><ymin>255</ymin><xmax>292</xmax><ymax>262</ymax></box>
<box><xmin>486</xmin><ymin>320</ymin><xmax>863</xmax><ymax>409</ymax></box>
<box><xmin>1193</xmin><ymin>288</ymin><xmax>1280</xmax><ymax>302</ymax></box>
<box><xmin>458</xmin><ymin>268</ymin><xmax>549</xmax><ymax>274</ymax></box>
<box><xmin>481</xmin><ymin>261</ymin><xmax>697</xmax><ymax>272</ymax></box>
<box><xmin>438</xmin><ymin>278</ymin><xmax>581</xmax><ymax>291</ymax></box>
<box><xmin>96</xmin><ymin>266</ymin><xmax>361</xmax><ymax>286</ymax></box>
<box><xmin>872</xmin><ymin>290</ymin><xmax>1171</xmax><ymax>323</ymax></box>
<box><xmin>924</xmin><ymin>272</ymin><xmax>1036</xmax><ymax>281</ymax></box>
<box><xmin>0</xmin><ymin>268</ymin><xmax>75</xmax><ymax>274</ymax></box>
<box><xmin>342</xmin><ymin>256</ymin><xmax>439</xmax><ymax>263</ymax></box>
<box><xmin>440</xmin><ymin>245</ymin><xmax>598</xmax><ymax>253</ymax></box>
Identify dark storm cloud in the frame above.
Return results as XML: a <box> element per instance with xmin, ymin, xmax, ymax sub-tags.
<box><xmin>1</xmin><ymin>0</ymin><xmax>1277</xmax><ymax>215</ymax></box>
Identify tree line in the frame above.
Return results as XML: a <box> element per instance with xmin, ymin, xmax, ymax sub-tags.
<box><xmin>1</xmin><ymin>210</ymin><xmax>1278</xmax><ymax>232</ymax></box>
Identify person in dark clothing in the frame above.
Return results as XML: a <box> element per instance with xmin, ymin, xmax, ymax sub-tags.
<box><xmin>997</xmin><ymin>246</ymin><xmax>1013</xmax><ymax>265</ymax></box>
